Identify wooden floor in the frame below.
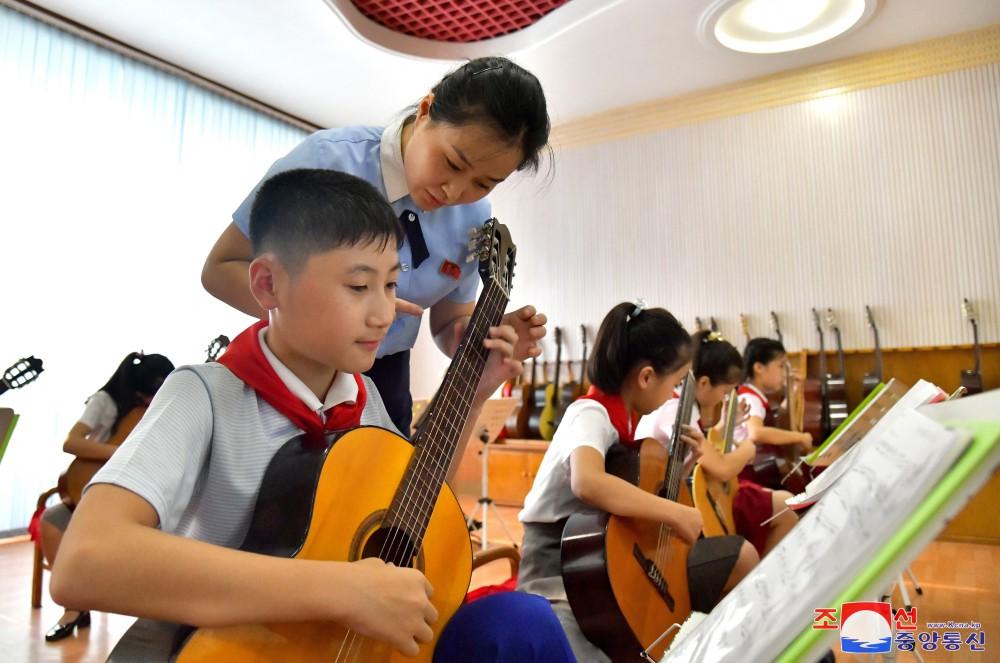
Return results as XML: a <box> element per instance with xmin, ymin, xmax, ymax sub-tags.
<box><xmin>2</xmin><ymin>500</ymin><xmax>997</xmax><ymax>663</ymax></box>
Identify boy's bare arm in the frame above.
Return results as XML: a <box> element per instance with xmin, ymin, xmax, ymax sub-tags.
<box><xmin>52</xmin><ymin>484</ymin><xmax>437</xmax><ymax>656</ymax></box>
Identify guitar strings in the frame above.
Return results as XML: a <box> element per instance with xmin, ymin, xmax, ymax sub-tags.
<box><xmin>337</xmin><ymin>272</ymin><xmax>508</xmax><ymax>662</ymax></box>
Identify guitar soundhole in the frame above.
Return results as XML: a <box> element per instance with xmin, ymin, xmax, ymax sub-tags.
<box><xmin>362</xmin><ymin>526</ymin><xmax>418</xmax><ymax>567</ymax></box>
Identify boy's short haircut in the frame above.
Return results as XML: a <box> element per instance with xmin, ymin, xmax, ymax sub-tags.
<box><xmin>249</xmin><ymin>169</ymin><xmax>404</xmax><ymax>275</ymax></box>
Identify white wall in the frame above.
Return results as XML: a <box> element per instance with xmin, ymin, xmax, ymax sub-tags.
<box><xmin>411</xmin><ymin>63</ymin><xmax>1000</xmax><ymax>398</ymax></box>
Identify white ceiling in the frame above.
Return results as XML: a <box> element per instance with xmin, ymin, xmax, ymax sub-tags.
<box><xmin>26</xmin><ymin>0</ymin><xmax>1000</xmax><ymax>129</ymax></box>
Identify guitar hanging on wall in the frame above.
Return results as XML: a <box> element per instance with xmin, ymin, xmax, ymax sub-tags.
<box><xmin>960</xmin><ymin>298</ymin><xmax>983</xmax><ymax>395</ymax></box>
<box><xmin>861</xmin><ymin>306</ymin><xmax>883</xmax><ymax>398</ymax></box>
<box><xmin>824</xmin><ymin>308</ymin><xmax>850</xmax><ymax>437</ymax></box>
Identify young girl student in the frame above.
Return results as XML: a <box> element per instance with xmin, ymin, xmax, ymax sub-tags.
<box><xmin>636</xmin><ymin>331</ymin><xmax>798</xmax><ymax>558</ymax></box>
<box><xmin>40</xmin><ymin>351</ymin><xmax>175</xmax><ymax>642</ymax></box>
<box><xmin>735</xmin><ymin>338</ymin><xmax>813</xmax><ymax>491</ymax></box>
<box><xmin>517</xmin><ymin>302</ymin><xmax>758</xmax><ymax>662</ymax></box>
<box><xmin>202</xmin><ymin>56</ymin><xmax>551</xmax><ymax>434</ymax></box>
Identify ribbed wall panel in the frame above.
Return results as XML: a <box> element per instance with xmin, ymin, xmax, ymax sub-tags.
<box><xmin>411</xmin><ymin>63</ymin><xmax>1000</xmax><ymax>397</ymax></box>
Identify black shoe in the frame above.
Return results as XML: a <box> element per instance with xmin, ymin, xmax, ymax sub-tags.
<box><xmin>44</xmin><ymin>611</ymin><xmax>91</xmax><ymax>642</ymax></box>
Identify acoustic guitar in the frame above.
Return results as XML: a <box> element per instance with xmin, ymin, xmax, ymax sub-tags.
<box><xmin>574</xmin><ymin>323</ymin><xmax>590</xmax><ymax>399</ymax></box>
<box><xmin>762</xmin><ymin>312</ymin><xmax>783</xmax><ymax>426</ymax></box>
<box><xmin>539</xmin><ymin>327</ymin><xmax>564</xmax><ymax>441</ymax></box>
<box><xmin>0</xmin><ymin>356</ymin><xmax>44</xmax><ymax>396</ymax></box>
<box><xmin>58</xmin><ymin>406</ymin><xmax>146</xmax><ymax>509</ymax></box>
<box><xmin>540</xmin><ymin>328</ymin><xmax>577</xmax><ymax>441</ymax></box>
<box><xmin>824</xmin><ymin>309</ymin><xmax>850</xmax><ymax>437</ymax></box>
<box><xmin>504</xmin><ymin>358</ymin><xmax>536</xmax><ymax>439</ymax></box>
<box><xmin>861</xmin><ymin>306</ymin><xmax>883</xmax><ymax>398</ymax></box>
<box><xmin>526</xmin><ymin>358</ymin><xmax>549</xmax><ymax>439</ymax></box>
<box><xmin>108</xmin><ymin>218</ymin><xmax>518</xmax><ymax>662</ymax></box>
<box><xmin>691</xmin><ymin>388</ymin><xmax>740</xmax><ymax>537</ymax></box>
<box><xmin>961</xmin><ymin>298</ymin><xmax>984</xmax><ymax>395</ymax></box>
<box><xmin>807</xmin><ymin>308</ymin><xmax>829</xmax><ymax>442</ymax></box>
<box><xmin>561</xmin><ymin>373</ymin><xmax>697</xmax><ymax>662</ymax></box>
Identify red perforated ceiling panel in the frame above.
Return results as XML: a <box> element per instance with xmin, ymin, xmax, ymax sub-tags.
<box><xmin>352</xmin><ymin>0</ymin><xmax>570</xmax><ymax>43</ymax></box>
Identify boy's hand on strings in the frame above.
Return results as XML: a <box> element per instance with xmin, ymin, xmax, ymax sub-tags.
<box><xmin>345</xmin><ymin>558</ymin><xmax>438</xmax><ymax>657</ymax></box>
<box><xmin>476</xmin><ymin>324</ymin><xmax>523</xmax><ymax>402</ymax></box>
<box><xmin>501</xmin><ymin>305</ymin><xmax>547</xmax><ymax>361</ymax></box>
<box><xmin>395</xmin><ymin>297</ymin><xmax>424</xmax><ymax>318</ymax></box>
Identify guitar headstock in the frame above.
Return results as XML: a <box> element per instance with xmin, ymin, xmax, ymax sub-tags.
<box><xmin>469</xmin><ymin>218</ymin><xmax>516</xmax><ymax>298</ymax></box>
<box><xmin>205</xmin><ymin>335</ymin><xmax>230</xmax><ymax>362</ymax></box>
<box><xmin>825</xmin><ymin>308</ymin><xmax>840</xmax><ymax>333</ymax></box>
<box><xmin>770</xmin><ymin>311</ymin><xmax>783</xmax><ymax>344</ymax></box>
<box><xmin>864</xmin><ymin>305</ymin><xmax>876</xmax><ymax>330</ymax></box>
<box><xmin>811</xmin><ymin>308</ymin><xmax>822</xmax><ymax>333</ymax></box>
<box><xmin>963</xmin><ymin>298</ymin><xmax>978</xmax><ymax>326</ymax></box>
<box><xmin>709</xmin><ymin>317</ymin><xmax>719</xmax><ymax>333</ymax></box>
<box><xmin>555</xmin><ymin>326</ymin><xmax>563</xmax><ymax>347</ymax></box>
<box><xmin>580</xmin><ymin>324</ymin><xmax>588</xmax><ymax>358</ymax></box>
<box><xmin>2</xmin><ymin>356</ymin><xmax>44</xmax><ymax>390</ymax></box>
<box><xmin>739</xmin><ymin>313</ymin><xmax>751</xmax><ymax>342</ymax></box>
<box><xmin>694</xmin><ymin>317</ymin><xmax>705</xmax><ymax>333</ymax></box>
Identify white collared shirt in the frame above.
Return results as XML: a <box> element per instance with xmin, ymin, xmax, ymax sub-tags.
<box><xmin>379</xmin><ymin>116</ymin><xmax>408</xmax><ymax>203</ymax></box>
<box><xmin>233</xmin><ymin>123</ymin><xmax>492</xmax><ymax>357</ymax></box>
<box><xmin>257</xmin><ymin>327</ymin><xmax>358</xmax><ymax>423</ymax></box>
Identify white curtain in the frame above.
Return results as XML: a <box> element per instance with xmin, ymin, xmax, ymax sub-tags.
<box><xmin>0</xmin><ymin>5</ymin><xmax>306</xmax><ymax>532</ymax></box>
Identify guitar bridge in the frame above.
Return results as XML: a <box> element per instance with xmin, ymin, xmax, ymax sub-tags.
<box><xmin>633</xmin><ymin>544</ymin><xmax>674</xmax><ymax>611</ymax></box>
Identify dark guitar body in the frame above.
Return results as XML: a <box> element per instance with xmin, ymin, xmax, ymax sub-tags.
<box><xmin>526</xmin><ymin>383</ymin><xmax>548</xmax><ymax>439</ymax></box>
<box><xmin>561</xmin><ymin>442</ymin><xmax>692</xmax><ymax>662</ymax></box>
<box><xmin>861</xmin><ymin>373</ymin><xmax>881</xmax><ymax>399</ymax></box>
<box><xmin>961</xmin><ymin>370</ymin><xmax>983</xmax><ymax>396</ymax></box>
<box><xmin>824</xmin><ymin>374</ymin><xmax>849</xmax><ymax>439</ymax></box>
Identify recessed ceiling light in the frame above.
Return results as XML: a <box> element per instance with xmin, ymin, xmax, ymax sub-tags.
<box><xmin>701</xmin><ymin>0</ymin><xmax>877</xmax><ymax>54</ymax></box>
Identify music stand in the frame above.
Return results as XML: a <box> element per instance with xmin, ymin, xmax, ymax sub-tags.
<box><xmin>0</xmin><ymin>408</ymin><xmax>17</xmax><ymax>467</ymax></box>
<box><xmin>464</xmin><ymin>398</ymin><xmax>519</xmax><ymax>550</ymax></box>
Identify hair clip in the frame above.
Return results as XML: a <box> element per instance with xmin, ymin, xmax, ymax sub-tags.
<box><xmin>704</xmin><ymin>331</ymin><xmax>724</xmax><ymax>343</ymax></box>
<box><xmin>471</xmin><ymin>64</ymin><xmax>503</xmax><ymax>77</ymax></box>
<box><xmin>626</xmin><ymin>298</ymin><xmax>647</xmax><ymax>323</ymax></box>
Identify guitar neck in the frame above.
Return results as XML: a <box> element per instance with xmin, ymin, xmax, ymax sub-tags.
<box><xmin>387</xmin><ymin>279</ymin><xmax>509</xmax><ymax>540</ymax></box>
<box><xmin>972</xmin><ymin>321</ymin><xmax>982</xmax><ymax>374</ymax></box>
<box><xmin>833</xmin><ymin>329</ymin><xmax>846</xmax><ymax>378</ymax></box>
<box><xmin>663</xmin><ymin>374</ymin><xmax>696</xmax><ymax>500</ymax></box>
<box><xmin>721</xmin><ymin>388</ymin><xmax>739</xmax><ymax>454</ymax></box>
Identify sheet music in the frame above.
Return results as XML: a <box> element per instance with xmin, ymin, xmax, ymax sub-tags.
<box><xmin>664</xmin><ymin>408</ymin><xmax>969</xmax><ymax>663</ymax></box>
<box><xmin>788</xmin><ymin>380</ymin><xmax>944</xmax><ymax>509</ymax></box>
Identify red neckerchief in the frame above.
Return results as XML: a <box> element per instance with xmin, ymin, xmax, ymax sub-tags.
<box><xmin>217</xmin><ymin>320</ymin><xmax>366</xmax><ymax>448</ymax></box>
<box><xmin>738</xmin><ymin>383</ymin><xmax>769</xmax><ymax>412</ymax></box>
<box><xmin>579</xmin><ymin>386</ymin><xmax>640</xmax><ymax>449</ymax></box>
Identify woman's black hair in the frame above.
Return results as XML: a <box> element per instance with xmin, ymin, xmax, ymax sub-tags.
<box><xmin>409</xmin><ymin>56</ymin><xmax>551</xmax><ymax>173</ymax></box>
<box><xmin>95</xmin><ymin>352</ymin><xmax>175</xmax><ymax>433</ymax></box>
<box><xmin>743</xmin><ymin>338</ymin><xmax>787</xmax><ymax>380</ymax></box>
<box><xmin>692</xmin><ymin>331</ymin><xmax>744</xmax><ymax>386</ymax></box>
<box><xmin>587</xmin><ymin>302</ymin><xmax>692</xmax><ymax>394</ymax></box>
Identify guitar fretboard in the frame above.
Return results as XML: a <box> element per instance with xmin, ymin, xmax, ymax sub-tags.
<box><xmin>385</xmin><ymin>278</ymin><xmax>509</xmax><ymax>547</ymax></box>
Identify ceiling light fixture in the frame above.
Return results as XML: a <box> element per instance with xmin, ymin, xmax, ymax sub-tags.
<box><xmin>701</xmin><ymin>0</ymin><xmax>877</xmax><ymax>54</ymax></box>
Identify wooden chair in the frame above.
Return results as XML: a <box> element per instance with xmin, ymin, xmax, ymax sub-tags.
<box><xmin>471</xmin><ymin>544</ymin><xmax>520</xmax><ymax>577</ymax></box>
<box><xmin>31</xmin><ymin>487</ymin><xmax>59</xmax><ymax>608</ymax></box>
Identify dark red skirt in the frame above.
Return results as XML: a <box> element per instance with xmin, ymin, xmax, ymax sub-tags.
<box><xmin>733</xmin><ymin>480</ymin><xmax>774</xmax><ymax>556</ymax></box>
